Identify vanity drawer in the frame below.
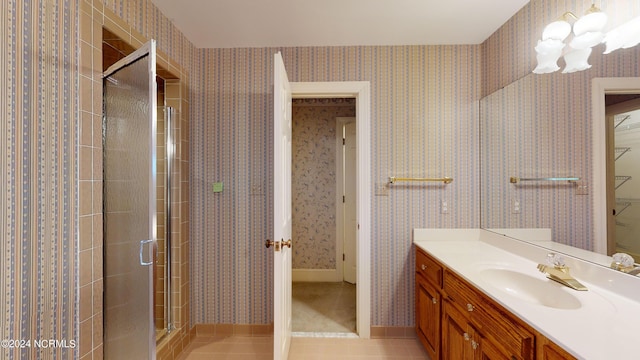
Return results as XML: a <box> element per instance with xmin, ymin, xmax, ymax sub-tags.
<box><xmin>416</xmin><ymin>248</ymin><xmax>443</xmax><ymax>288</ymax></box>
<box><xmin>444</xmin><ymin>270</ymin><xmax>535</xmax><ymax>359</ymax></box>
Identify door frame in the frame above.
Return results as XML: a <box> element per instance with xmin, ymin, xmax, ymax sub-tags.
<box><xmin>291</xmin><ymin>81</ymin><xmax>371</xmax><ymax>338</ymax></box>
<box><xmin>592</xmin><ymin>77</ymin><xmax>640</xmax><ymax>255</ymax></box>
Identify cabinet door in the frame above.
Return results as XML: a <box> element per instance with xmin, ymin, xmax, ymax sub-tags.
<box><xmin>416</xmin><ymin>274</ymin><xmax>440</xmax><ymax>359</ymax></box>
<box><xmin>442</xmin><ymin>301</ymin><xmax>474</xmax><ymax>360</ymax></box>
<box><xmin>537</xmin><ymin>336</ymin><xmax>577</xmax><ymax>360</ymax></box>
<box><xmin>478</xmin><ymin>335</ymin><xmax>511</xmax><ymax>360</ymax></box>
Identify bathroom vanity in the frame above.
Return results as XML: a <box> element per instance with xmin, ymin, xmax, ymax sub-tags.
<box><xmin>414</xmin><ymin>229</ymin><xmax>640</xmax><ymax>359</ymax></box>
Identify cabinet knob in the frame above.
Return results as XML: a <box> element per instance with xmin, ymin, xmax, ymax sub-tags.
<box><xmin>466</xmin><ymin>303</ymin><xmax>475</xmax><ymax>312</ymax></box>
<box><xmin>464</xmin><ymin>333</ymin><xmax>470</xmax><ymax>341</ymax></box>
<box><xmin>421</xmin><ymin>264</ymin><xmax>427</xmax><ymax>270</ymax></box>
<box><xmin>431</xmin><ymin>297</ymin><xmax>437</xmax><ymax>304</ymax></box>
<box><xmin>471</xmin><ymin>340</ymin><xmax>479</xmax><ymax>350</ymax></box>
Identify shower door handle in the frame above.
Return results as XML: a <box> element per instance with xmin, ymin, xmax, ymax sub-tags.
<box><xmin>139</xmin><ymin>239</ymin><xmax>154</xmax><ymax>266</ymax></box>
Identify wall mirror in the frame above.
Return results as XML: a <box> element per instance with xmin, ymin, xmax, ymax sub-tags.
<box><xmin>480</xmin><ymin>69</ymin><xmax>640</xmax><ymax>274</ymax></box>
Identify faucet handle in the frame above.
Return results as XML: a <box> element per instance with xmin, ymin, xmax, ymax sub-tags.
<box><xmin>546</xmin><ymin>252</ymin><xmax>566</xmax><ymax>268</ymax></box>
<box><xmin>611</xmin><ymin>252</ymin><xmax>635</xmax><ymax>271</ymax></box>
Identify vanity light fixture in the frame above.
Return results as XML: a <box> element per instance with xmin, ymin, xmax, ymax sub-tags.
<box><xmin>533</xmin><ymin>3</ymin><xmax>608</xmax><ymax>74</ymax></box>
<box><xmin>603</xmin><ymin>15</ymin><xmax>640</xmax><ymax>54</ymax></box>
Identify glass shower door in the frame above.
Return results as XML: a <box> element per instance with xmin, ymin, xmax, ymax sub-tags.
<box><xmin>103</xmin><ymin>40</ymin><xmax>157</xmax><ymax>360</ymax></box>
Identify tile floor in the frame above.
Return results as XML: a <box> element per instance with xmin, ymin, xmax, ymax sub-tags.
<box><xmin>177</xmin><ymin>335</ymin><xmax>431</xmax><ymax>359</ymax></box>
<box><xmin>177</xmin><ymin>281</ymin><xmax>429</xmax><ymax>359</ymax></box>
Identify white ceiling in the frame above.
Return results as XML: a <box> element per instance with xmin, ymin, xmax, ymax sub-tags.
<box><xmin>150</xmin><ymin>0</ymin><xmax>530</xmax><ymax>49</ymax></box>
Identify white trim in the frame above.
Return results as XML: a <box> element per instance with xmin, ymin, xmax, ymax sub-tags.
<box><xmin>336</xmin><ymin>119</ymin><xmax>345</xmax><ymax>283</ymax></box>
<box><xmin>592</xmin><ymin>77</ymin><xmax>640</xmax><ymax>255</ymax></box>
<box><xmin>292</xmin><ymin>269</ymin><xmax>341</xmax><ymax>282</ymax></box>
<box><xmin>291</xmin><ymin>81</ymin><xmax>372</xmax><ymax>339</ymax></box>
<box><xmin>336</xmin><ymin>117</ymin><xmax>357</xmax><ymax>284</ymax></box>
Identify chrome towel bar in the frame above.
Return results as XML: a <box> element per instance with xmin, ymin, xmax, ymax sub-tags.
<box><xmin>510</xmin><ymin>176</ymin><xmax>579</xmax><ymax>183</ymax></box>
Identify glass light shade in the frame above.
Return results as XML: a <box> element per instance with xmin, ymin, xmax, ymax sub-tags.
<box><xmin>542</xmin><ymin>20</ymin><xmax>571</xmax><ymax>41</ymax></box>
<box><xmin>570</xmin><ymin>31</ymin><xmax>605</xmax><ymax>49</ymax></box>
<box><xmin>573</xmin><ymin>11</ymin><xmax>607</xmax><ymax>36</ymax></box>
<box><xmin>562</xmin><ymin>48</ymin><xmax>592</xmax><ymax>73</ymax></box>
<box><xmin>533</xmin><ymin>39</ymin><xmax>565</xmax><ymax>74</ymax></box>
<box><xmin>621</xmin><ymin>16</ymin><xmax>640</xmax><ymax>49</ymax></box>
<box><xmin>603</xmin><ymin>26</ymin><xmax>629</xmax><ymax>54</ymax></box>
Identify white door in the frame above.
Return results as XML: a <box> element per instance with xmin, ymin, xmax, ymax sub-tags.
<box><xmin>272</xmin><ymin>51</ymin><xmax>292</xmax><ymax>360</ymax></box>
<box><xmin>344</xmin><ymin>122</ymin><xmax>357</xmax><ymax>284</ymax></box>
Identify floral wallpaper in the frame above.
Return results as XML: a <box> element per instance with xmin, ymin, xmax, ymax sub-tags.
<box><xmin>292</xmin><ymin>103</ymin><xmax>356</xmax><ymax>269</ymax></box>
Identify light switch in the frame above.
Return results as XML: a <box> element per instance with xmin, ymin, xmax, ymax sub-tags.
<box><xmin>375</xmin><ymin>182</ymin><xmax>389</xmax><ymax>196</ymax></box>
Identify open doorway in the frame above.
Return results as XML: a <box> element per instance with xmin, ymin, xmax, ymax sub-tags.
<box><xmin>592</xmin><ymin>78</ymin><xmax>640</xmax><ymax>256</ymax></box>
<box><xmin>285</xmin><ymin>80</ymin><xmax>371</xmax><ymax>340</ymax></box>
<box><xmin>290</xmin><ymin>99</ymin><xmax>357</xmax><ymax>335</ymax></box>
<box><xmin>605</xmin><ymin>94</ymin><xmax>640</xmax><ymax>261</ymax></box>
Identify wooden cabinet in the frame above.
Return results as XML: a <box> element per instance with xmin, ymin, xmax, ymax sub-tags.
<box><xmin>536</xmin><ymin>336</ymin><xmax>577</xmax><ymax>360</ymax></box>
<box><xmin>415</xmin><ymin>248</ymin><xmax>443</xmax><ymax>360</ymax></box>
<box><xmin>415</xmin><ymin>247</ymin><xmax>577</xmax><ymax>360</ymax></box>
<box><xmin>444</xmin><ymin>269</ymin><xmax>534</xmax><ymax>359</ymax></box>
<box><xmin>443</xmin><ymin>301</ymin><xmax>508</xmax><ymax>360</ymax></box>
<box><xmin>442</xmin><ymin>270</ymin><xmax>535</xmax><ymax>359</ymax></box>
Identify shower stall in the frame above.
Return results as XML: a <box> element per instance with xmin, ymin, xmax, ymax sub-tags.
<box><xmin>102</xmin><ymin>39</ymin><xmax>176</xmax><ymax>359</ymax></box>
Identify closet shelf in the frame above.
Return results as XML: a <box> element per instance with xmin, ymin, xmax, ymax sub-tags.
<box><xmin>614</xmin><ymin>115</ymin><xmax>631</xmax><ymax>129</ymax></box>
<box><xmin>615</xmin><ymin>200</ymin><xmax>632</xmax><ymax>217</ymax></box>
<box><xmin>615</xmin><ymin>147</ymin><xmax>631</xmax><ymax>161</ymax></box>
<box><xmin>615</xmin><ymin>175</ymin><xmax>632</xmax><ymax>189</ymax></box>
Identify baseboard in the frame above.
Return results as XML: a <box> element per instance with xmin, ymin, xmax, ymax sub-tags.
<box><xmin>292</xmin><ymin>268</ymin><xmax>340</xmax><ymax>282</ymax></box>
<box><xmin>193</xmin><ymin>323</ymin><xmax>273</xmax><ymax>337</ymax></box>
<box><xmin>370</xmin><ymin>326</ymin><xmax>417</xmax><ymax>339</ymax></box>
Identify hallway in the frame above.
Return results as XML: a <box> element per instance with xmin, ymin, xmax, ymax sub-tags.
<box><xmin>292</xmin><ymin>282</ymin><xmax>356</xmax><ymax>334</ymax></box>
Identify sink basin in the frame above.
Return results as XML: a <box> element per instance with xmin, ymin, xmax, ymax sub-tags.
<box><xmin>478</xmin><ymin>268</ymin><xmax>582</xmax><ymax>310</ymax></box>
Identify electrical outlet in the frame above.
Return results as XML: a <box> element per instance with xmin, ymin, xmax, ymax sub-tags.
<box><xmin>441</xmin><ymin>199</ymin><xmax>449</xmax><ymax>214</ymax></box>
<box><xmin>250</xmin><ymin>183</ymin><xmax>263</xmax><ymax>195</ymax></box>
<box><xmin>576</xmin><ymin>182</ymin><xmax>588</xmax><ymax>195</ymax></box>
<box><xmin>375</xmin><ymin>182</ymin><xmax>389</xmax><ymax>196</ymax></box>
<box><xmin>512</xmin><ymin>199</ymin><xmax>521</xmax><ymax>214</ymax></box>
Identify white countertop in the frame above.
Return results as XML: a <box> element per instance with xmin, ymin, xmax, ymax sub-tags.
<box><xmin>413</xmin><ymin>229</ymin><xmax>640</xmax><ymax>360</ymax></box>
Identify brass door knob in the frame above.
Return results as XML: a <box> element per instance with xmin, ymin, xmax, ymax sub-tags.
<box><xmin>282</xmin><ymin>239</ymin><xmax>292</xmax><ymax>248</ymax></box>
<box><xmin>265</xmin><ymin>239</ymin><xmax>275</xmax><ymax>248</ymax></box>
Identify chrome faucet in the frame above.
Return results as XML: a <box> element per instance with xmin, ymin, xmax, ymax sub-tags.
<box><xmin>537</xmin><ymin>253</ymin><xmax>588</xmax><ymax>291</ymax></box>
<box><xmin>610</xmin><ymin>253</ymin><xmax>640</xmax><ymax>276</ymax></box>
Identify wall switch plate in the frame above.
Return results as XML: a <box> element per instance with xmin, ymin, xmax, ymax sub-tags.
<box><xmin>250</xmin><ymin>182</ymin><xmax>263</xmax><ymax>195</ymax></box>
<box><xmin>212</xmin><ymin>182</ymin><xmax>223</xmax><ymax>193</ymax></box>
<box><xmin>441</xmin><ymin>199</ymin><xmax>449</xmax><ymax>214</ymax></box>
<box><xmin>375</xmin><ymin>182</ymin><xmax>389</xmax><ymax>196</ymax></box>
<box><xmin>576</xmin><ymin>182</ymin><xmax>588</xmax><ymax>195</ymax></box>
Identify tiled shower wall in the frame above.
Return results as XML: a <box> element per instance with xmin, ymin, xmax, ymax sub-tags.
<box><xmin>78</xmin><ymin>1</ymin><xmax>195</xmax><ymax>358</ymax></box>
<box><xmin>3</xmin><ymin>0</ymin><xmax>195</xmax><ymax>360</ymax></box>
<box><xmin>481</xmin><ymin>0</ymin><xmax>640</xmax><ymax>250</ymax></box>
